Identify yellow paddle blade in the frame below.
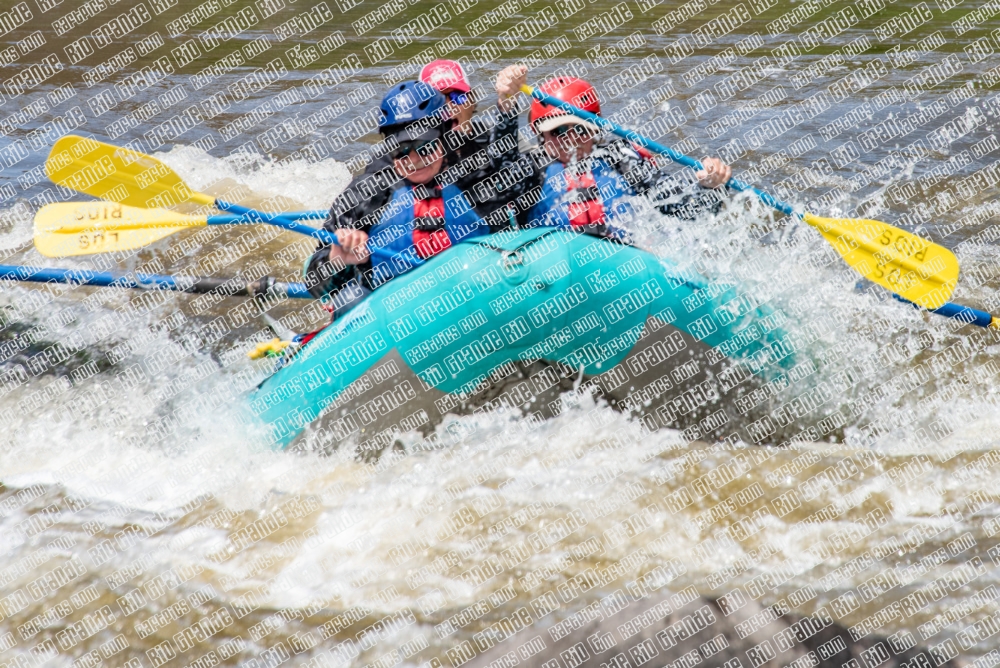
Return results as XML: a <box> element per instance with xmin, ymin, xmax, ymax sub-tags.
<box><xmin>45</xmin><ymin>135</ymin><xmax>215</xmax><ymax>209</ymax></box>
<box><xmin>33</xmin><ymin>201</ymin><xmax>207</xmax><ymax>257</ymax></box>
<box><xmin>803</xmin><ymin>212</ymin><xmax>958</xmax><ymax>309</ymax></box>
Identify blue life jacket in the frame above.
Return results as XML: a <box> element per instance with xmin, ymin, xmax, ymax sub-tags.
<box><xmin>527</xmin><ymin>159</ymin><xmax>636</xmax><ymax>230</ymax></box>
<box><xmin>367</xmin><ymin>183</ymin><xmax>488</xmax><ymax>286</ymax></box>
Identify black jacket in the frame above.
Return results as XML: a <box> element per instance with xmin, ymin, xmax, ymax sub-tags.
<box><xmin>304</xmin><ymin>113</ymin><xmax>515</xmax><ymax>300</ymax></box>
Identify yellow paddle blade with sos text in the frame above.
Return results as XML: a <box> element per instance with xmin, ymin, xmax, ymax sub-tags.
<box><xmin>45</xmin><ymin>135</ymin><xmax>215</xmax><ymax>209</ymax></box>
<box><xmin>803</xmin><ymin>212</ymin><xmax>959</xmax><ymax>310</ymax></box>
<box><xmin>34</xmin><ymin>201</ymin><xmax>208</xmax><ymax>257</ymax></box>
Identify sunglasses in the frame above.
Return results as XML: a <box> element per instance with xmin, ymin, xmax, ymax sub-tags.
<box><xmin>447</xmin><ymin>91</ymin><xmax>470</xmax><ymax>105</ymax></box>
<box><xmin>547</xmin><ymin>124</ymin><xmax>591</xmax><ymax>139</ymax></box>
<box><xmin>392</xmin><ymin>137</ymin><xmax>442</xmax><ymax>160</ymax></box>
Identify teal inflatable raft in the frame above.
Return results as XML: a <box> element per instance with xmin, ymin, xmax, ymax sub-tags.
<box><xmin>247</xmin><ymin>229</ymin><xmax>793</xmax><ymax>450</ymax></box>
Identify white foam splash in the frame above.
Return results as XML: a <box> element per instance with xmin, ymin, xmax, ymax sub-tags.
<box><xmin>155</xmin><ymin>144</ymin><xmax>353</xmax><ymax>211</ymax></box>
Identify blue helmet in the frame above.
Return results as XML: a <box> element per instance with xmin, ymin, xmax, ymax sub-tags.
<box><xmin>378</xmin><ymin>80</ymin><xmax>447</xmax><ymax>131</ymax></box>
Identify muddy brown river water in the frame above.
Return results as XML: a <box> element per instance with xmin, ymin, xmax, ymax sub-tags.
<box><xmin>2</xmin><ymin>0</ymin><xmax>1000</xmax><ymax>666</ymax></box>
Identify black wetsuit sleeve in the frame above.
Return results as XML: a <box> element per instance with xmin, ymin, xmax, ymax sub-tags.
<box><xmin>612</xmin><ymin>144</ymin><xmax>728</xmax><ymax>220</ymax></box>
<box><xmin>441</xmin><ymin>109</ymin><xmax>542</xmax><ymax>232</ymax></box>
<box><xmin>304</xmin><ymin>161</ymin><xmax>396</xmax><ymax>298</ymax></box>
<box><xmin>443</xmin><ymin>118</ymin><xmax>492</xmax><ymax>194</ymax></box>
<box><xmin>479</xmin><ymin>110</ymin><xmax>546</xmax><ymax>230</ymax></box>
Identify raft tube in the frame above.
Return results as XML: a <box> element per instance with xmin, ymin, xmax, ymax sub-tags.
<box><xmin>247</xmin><ymin>229</ymin><xmax>795</xmax><ymax>449</ymax></box>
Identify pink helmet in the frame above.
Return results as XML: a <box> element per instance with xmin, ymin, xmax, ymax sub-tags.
<box><xmin>419</xmin><ymin>59</ymin><xmax>471</xmax><ymax>93</ymax></box>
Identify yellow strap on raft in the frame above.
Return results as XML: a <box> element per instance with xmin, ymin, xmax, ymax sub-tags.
<box><xmin>248</xmin><ymin>338</ymin><xmax>291</xmax><ymax>360</ymax></box>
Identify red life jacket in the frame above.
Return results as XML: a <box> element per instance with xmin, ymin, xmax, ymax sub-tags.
<box><xmin>564</xmin><ymin>170</ymin><xmax>606</xmax><ymax>227</ymax></box>
<box><xmin>411</xmin><ymin>191</ymin><xmax>452</xmax><ymax>259</ymax></box>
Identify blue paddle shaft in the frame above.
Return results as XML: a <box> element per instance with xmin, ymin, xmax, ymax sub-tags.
<box><xmin>893</xmin><ymin>295</ymin><xmax>994</xmax><ymax>328</ymax></box>
<box><xmin>286</xmin><ymin>210</ymin><xmax>326</xmax><ymax>219</ymax></box>
<box><xmin>206</xmin><ymin>213</ymin><xmax>251</xmax><ymax>225</ymax></box>
<box><xmin>526</xmin><ymin>88</ymin><xmax>797</xmax><ymax>217</ymax></box>
<box><xmin>215</xmin><ymin>200</ymin><xmax>340</xmax><ymax>243</ymax></box>
<box><xmin>214</xmin><ymin>200</ymin><xmax>393</xmax><ymax>261</ymax></box>
<box><xmin>204</xmin><ymin>211</ymin><xmax>326</xmax><ymax>225</ymax></box>
<box><xmin>0</xmin><ymin>265</ymin><xmax>312</xmax><ymax>299</ymax></box>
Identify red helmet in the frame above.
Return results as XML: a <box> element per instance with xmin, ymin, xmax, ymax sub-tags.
<box><xmin>529</xmin><ymin>77</ymin><xmax>601</xmax><ymax>134</ymax></box>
